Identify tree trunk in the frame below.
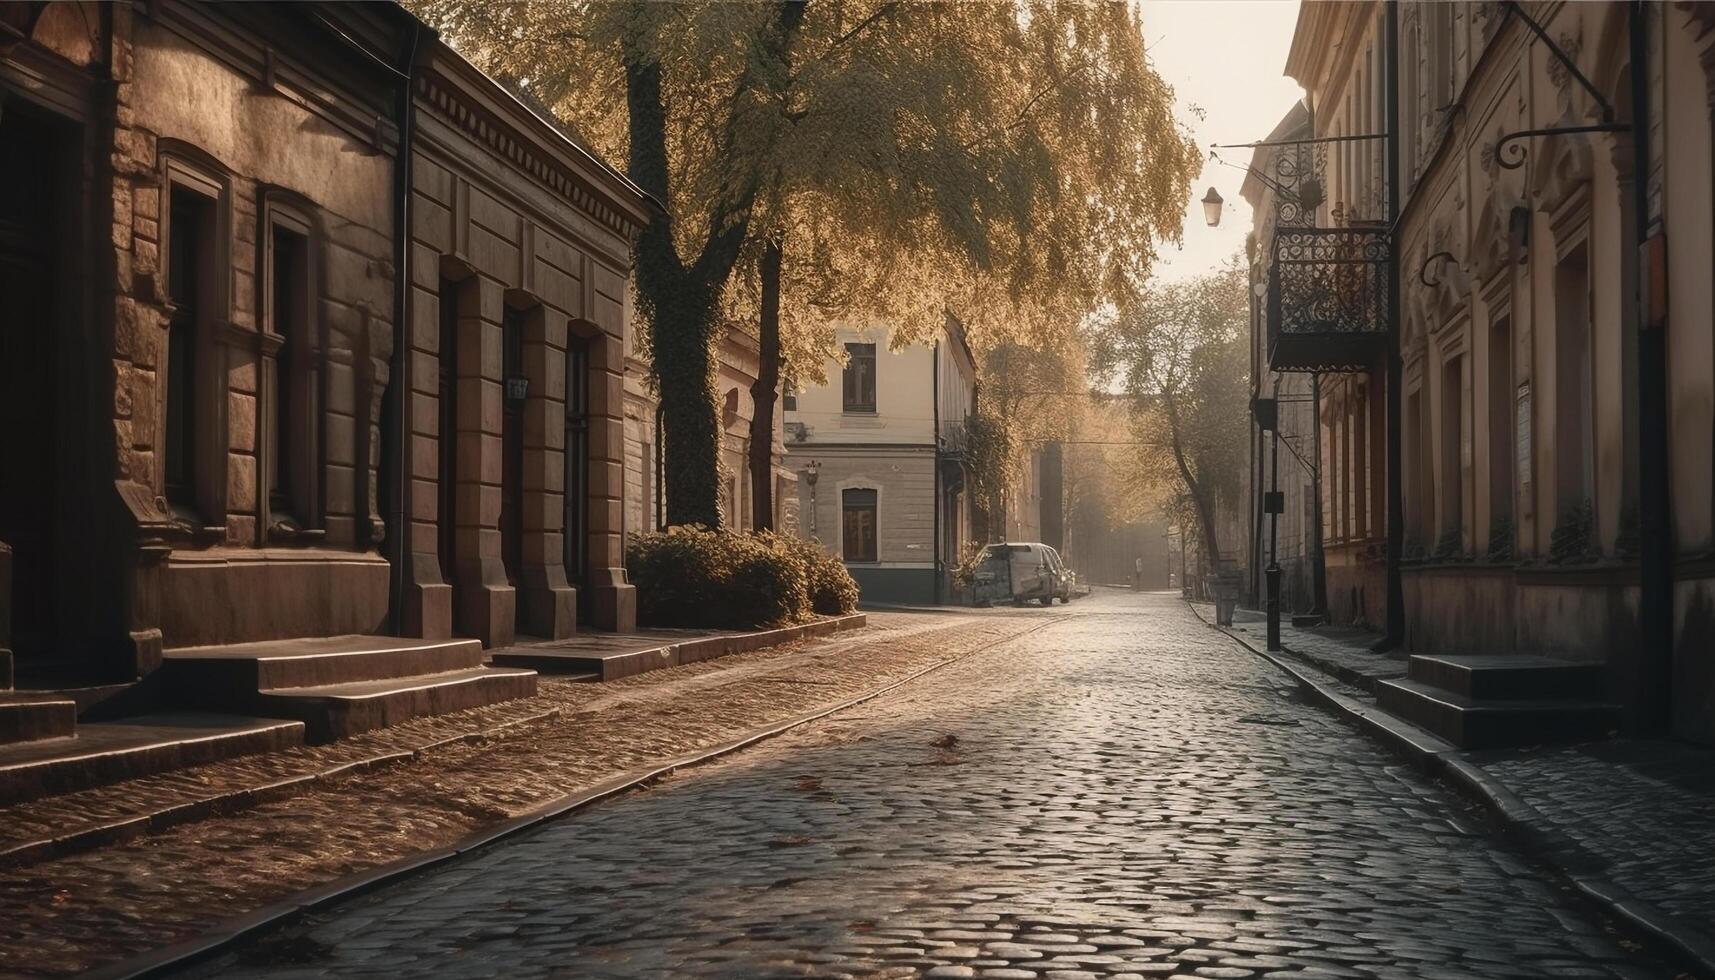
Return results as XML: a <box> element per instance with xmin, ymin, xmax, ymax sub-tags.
<box><xmin>1163</xmin><ymin>389</ymin><xmax>1222</xmax><ymax>571</ymax></box>
<box><xmin>620</xmin><ymin>0</ymin><xmax>807</xmax><ymax>529</ymax></box>
<box><xmin>749</xmin><ymin>237</ymin><xmax>783</xmax><ymax>531</ymax></box>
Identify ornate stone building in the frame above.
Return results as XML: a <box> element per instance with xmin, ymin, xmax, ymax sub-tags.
<box><xmin>0</xmin><ymin>1</ymin><xmax>649</xmax><ymax>786</ymax></box>
<box><xmin>1265</xmin><ymin>1</ymin><xmax>1715</xmax><ymax>745</ymax></box>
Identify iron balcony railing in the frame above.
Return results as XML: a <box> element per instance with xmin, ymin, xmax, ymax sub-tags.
<box><xmin>1266</xmin><ymin>225</ymin><xmax>1391</xmax><ymax>373</ymax></box>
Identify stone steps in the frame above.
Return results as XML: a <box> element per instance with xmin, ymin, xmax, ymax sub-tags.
<box><xmin>163</xmin><ymin>635</ymin><xmax>489</xmax><ymax>695</ymax></box>
<box><xmin>1407</xmin><ymin>653</ymin><xmax>1604</xmax><ymax>701</ymax></box>
<box><xmin>1376</xmin><ymin>672</ymin><xmax>1619</xmax><ymax>750</ymax></box>
<box><xmin>253</xmin><ymin>667</ymin><xmax>539</xmax><ymax>743</ymax></box>
<box><xmin>490</xmin><ymin>614</ymin><xmax>869</xmax><ymax>682</ymax></box>
<box><xmin>0</xmin><ymin>693</ymin><xmax>77</xmax><ymax>745</ymax></box>
<box><xmin>163</xmin><ymin>635</ymin><xmax>538</xmax><ymax>744</ymax></box>
<box><xmin>0</xmin><ymin>713</ymin><xmax>304</xmax><ymax>804</ymax></box>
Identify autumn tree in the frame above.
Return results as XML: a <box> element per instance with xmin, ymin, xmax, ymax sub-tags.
<box><xmin>412</xmin><ymin>0</ymin><xmax>1200</xmax><ymax>528</ymax></box>
<box><xmin>1090</xmin><ymin>259</ymin><xmax>1251</xmax><ymax>572</ymax></box>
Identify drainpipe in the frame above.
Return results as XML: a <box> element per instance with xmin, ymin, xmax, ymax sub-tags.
<box><xmin>1311</xmin><ymin>373</ymin><xmax>1328</xmax><ymax>616</ymax></box>
<box><xmin>932</xmin><ymin>341</ymin><xmax>942</xmax><ymax>605</ymax></box>
<box><xmin>1631</xmin><ymin>2</ymin><xmax>1671</xmax><ymax>730</ymax></box>
<box><xmin>385</xmin><ymin>22</ymin><xmax>424</xmax><ymax>636</ymax></box>
<box><xmin>1380</xmin><ymin>0</ymin><xmax>1406</xmax><ymax>651</ymax></box>
<box><xmin>654</xmin><ymin>409</ymin><xmax>665</xmax><ymax>530</ymax></box>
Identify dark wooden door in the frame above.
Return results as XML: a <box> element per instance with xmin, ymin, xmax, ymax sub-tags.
<box><xmin>500</xmin><ymin>312</ymin><xmax>524</xmax><ymax>587</ymax></box>
<box><xmin>437</xmin><ymin>279</ymin><xmax>459</xmax><ymax>593</ymax></box>
<box><xmin>563</xmin><ymin>339</ymin><xmax>589</xmax><ymax>599</ymax></box>
<box><xmin>0</xmin><ymin>105</ymin><xmax>62</xmax><ymax>666</ymax></box>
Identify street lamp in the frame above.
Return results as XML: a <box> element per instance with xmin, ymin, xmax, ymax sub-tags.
<box><xmin>1201</xmin><ymin>186</ymin><xmax>1224</xmax><ymax>227</ymax></box>
<box><xmin>804</xmin><ymin>460</ymin><xmax>820</xmax><ymax>535</ymax></box>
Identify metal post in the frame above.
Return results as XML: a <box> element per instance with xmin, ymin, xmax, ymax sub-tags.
<box><xmin>1631</xmin><ymin>1</ymin><xmax>1671</xmax><ymax>730</ymax></box>
<box><xmin>1381</xmin><ymin>0</ymin><xmax>1406</xmax><ymax>651</ymax></box>
<box><xmin>1267</xmin><ymin>427</ymin><xmax>1282</xmax><ymax>651</ymax></box>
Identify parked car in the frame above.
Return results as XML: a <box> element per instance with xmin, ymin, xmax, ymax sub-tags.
<box><xmin>970</xmin><ymin>542</ymin><xmax>1070</xmax><ymax>607</ymax></box>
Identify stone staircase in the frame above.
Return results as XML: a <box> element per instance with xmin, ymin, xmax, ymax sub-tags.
<box><xmin>1376</xmin><ymin>653</ymin><xmax>1621</xmax><ymax>749</ymax></box>
<box><xmin>162</xmin><ymin>635</ymin><xmax>538</xmax><ymax>743</ymax></box>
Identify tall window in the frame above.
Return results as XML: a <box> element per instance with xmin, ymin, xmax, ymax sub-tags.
<box><xmin>500</xmin><ymin>308</ymin><xmax>525</xmax><ymax>583</ymax></box>
<box><xmin>1404</xmin><ymin>389</ymin><xmax>1425</xmax><ymax>549</ymax></box>
<box><xmin>166</xmin><ymin>188</ymin><xmax>212</xmax><ymax>511</ymax></box>
<box><xmin>267</xmin><ymin>223</ymin><xmax>312</xmax><ymax>527</ymax></box>
<box><xmin>1487</xmin><ymin>314</ymin><xmax>1514</xmax><ymax>535</ymax></box>
<box><xmin>842</xmin><ymin>342</ymin><xmax>876</xmax><ymax>413</ymax></box>
<box><xmin>842</xmin><ymin>488</ymin><xmax>877</xmax><ymax>562</ymax></box>
<box><xmin>782</xmin><ymin>382</ymin><xmax>797</xmax><ymax>412</ymax></box>
<box><xmin>1554</xmin><ymin>242</ymin><xmax>1593</xmax><ymax>520</ymax></box>
<box><xmin>1440</xmin><ymin>354</ymin><xmax>1464</xmax><ymax>545</ymax></box>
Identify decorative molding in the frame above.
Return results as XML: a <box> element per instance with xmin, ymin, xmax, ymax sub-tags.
<box><xmin>1545</xmin><ymin>30</ymin><xmax>1584</xmax><ymax>111</ymax></box>
<box><xmin>417</xmin><ymin>71</ymin><xmax>645</xmax><ymax>242</ymax></box>
<box><xmin>1530</xmin><ymin>116</ymin><xmax>1594</xmax><ymax>215</ymax></box>
<box><xmin>1677</xmin><ymin>1</ymin><xmax>1715</xmax><ymax>106</ymax></box>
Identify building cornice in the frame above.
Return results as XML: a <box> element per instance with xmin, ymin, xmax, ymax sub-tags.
<box><xmin>416</xmin><ymin>44</ymin><xmax>654</xmax><ymax>242</ymax></box>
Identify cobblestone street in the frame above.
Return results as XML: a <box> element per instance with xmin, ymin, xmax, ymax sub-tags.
<box><xmin>188</xmin><ymin>592</ymin><xmax>1680</xmax><ymax>979</ymax></box>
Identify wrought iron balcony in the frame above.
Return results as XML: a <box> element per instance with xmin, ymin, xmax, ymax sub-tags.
<box><xmin>1266</xmin><ymin>225</ymin><xmax>1390</xmax><ymax>373</ymax></box>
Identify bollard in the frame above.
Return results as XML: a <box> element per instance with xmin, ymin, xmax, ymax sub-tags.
<box><xmin>1265</xmin><ymin>562</ymin><xmax>1282</xmax><ymax>652</ymax></box>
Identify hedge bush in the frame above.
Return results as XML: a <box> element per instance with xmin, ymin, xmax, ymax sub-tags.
<box><xmin>626</xmin><ymin>526</ymin><xmax>859</xmax><ymax>630</ymax></box>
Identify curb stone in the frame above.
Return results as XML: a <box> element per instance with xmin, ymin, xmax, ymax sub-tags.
<box><xmin>1187</xmin><ymin>601</ymin><xmax>1715</xmax><ymax>980</ymax></box>
<box><xmin>81</xmin><ymin>615</ymin><xmax>1066</xmax><ymax>980</ymax></box>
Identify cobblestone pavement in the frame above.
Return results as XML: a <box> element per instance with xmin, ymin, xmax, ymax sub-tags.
<box><xmin>1215</xmin><ymin>604</ymin><xmax>1715</xmax><ymax>958</ymax></box>
<box><xmin>1478</xmin><ymin>739</ymin><xmax>1715</xmax><ymax>938</ymax></box>
<box><xmin>0</xmin><ymin>611</ymin><xmax>1055</xmax><ymax>978</ymax></box>
<box><xmin>187</xmin><ymin>591</ymin><xmax>1679</xmax><ymax>980</ymax></box>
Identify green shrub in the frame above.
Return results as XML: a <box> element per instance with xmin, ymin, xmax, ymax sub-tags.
<box><xmin>771</xmin><ymin>532</ymin><xmax>860</xmax><ymax>615</ymax></box>
<box><xmin>626</xmin><ymin>526</ymin><xmax>859</xmax><ymax>629</ymax></box>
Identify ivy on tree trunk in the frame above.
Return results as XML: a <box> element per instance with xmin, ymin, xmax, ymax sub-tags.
<box><xmin>749</xmin><ymin>237</ymin><xmax>784</xmax><ymax>531</ymax></box>
<box><xmin>621</xmin><ymin>0</ymin><xmax>807</xmax><ymax>528</ymax></box>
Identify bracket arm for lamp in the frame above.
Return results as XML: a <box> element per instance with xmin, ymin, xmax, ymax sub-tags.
<box><xmin>1493</xmin><ymin>122</ymin><xmax>1631</xmax><ymax>171</ymax></box>
<box><xmin>1488</xmin><ymin>1</ymin><xmax>1632</xmax><ymax>173</ymax></box>
<box><xmin>1418</xmin><ymin>251</ymin><xmax>1457</xmax><ymax>288</ymax></box>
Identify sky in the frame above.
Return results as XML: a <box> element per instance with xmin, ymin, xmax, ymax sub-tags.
<box><xmin>1138</xmin><ymin>0</ymin><xmax>1307</xmax><ymax>282</ymax></box>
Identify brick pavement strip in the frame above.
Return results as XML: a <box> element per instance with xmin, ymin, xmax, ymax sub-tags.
<box><xmin>174</xmin><ymin>592</ymin><xmax>1678</xmax><ymax>979</ymax></box>
<box><xmin>0</xmin><ymin>611</ymin><xmax>1059</xmax><ymax>978</ymax></box>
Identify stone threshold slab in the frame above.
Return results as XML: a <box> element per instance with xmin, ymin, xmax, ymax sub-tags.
<box><xmin>489</xmin><ymin>613</ymin><xmax>868</xmax><ymax>681</ymax></box>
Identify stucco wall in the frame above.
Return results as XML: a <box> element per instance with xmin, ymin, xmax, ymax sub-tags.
<box><xmin>798</xmin><ymin>449</ymin><xmax>937</xmax><ymax>567</ymax></box>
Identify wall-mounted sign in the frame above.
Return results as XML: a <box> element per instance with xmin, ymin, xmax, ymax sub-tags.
<box><xmin>505</xmin><ymin>376</ymin><xmax>529</xmax><ymax>402</ymax></box>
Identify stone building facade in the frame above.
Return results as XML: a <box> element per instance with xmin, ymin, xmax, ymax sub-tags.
<box><xmin>1273</xmin><ymin>1</ymin><xmax>1715</xmax><ymax>744</ymax></box>
<box><xmin>400</xmin><ymin>47</ymin><xmax>649</xmax><ymax>646</ymax></box>
<box><xmin>0</xmin><ymin>1</ymin><xmax>647</xmax><ymax>757</ymax></box>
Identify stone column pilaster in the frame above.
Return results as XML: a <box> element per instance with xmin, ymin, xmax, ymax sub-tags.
<box><xmin>517</xmin><ymin>306</ymin><xmax>575</xmax><ymax>637</ymax></box>
<box><xmin>452</xmin><ymin>276</ymin><xmax>514</xmax><ymax>647</ymax></box>
<box><xmin>588</xmin><ymin>332</ymin><xmax>634</xmax><ymax>632</ymax></box>
<box><xmin>403</xmin><ymin>256</ymin><xmax>452</xmax><ymax>639</ymax></box>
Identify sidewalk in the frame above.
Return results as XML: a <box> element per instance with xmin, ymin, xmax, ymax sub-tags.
<box><xmin>1194</xmin><ymin>601</ymin><xmax>1715</xmax><ymax>976</ymax></box>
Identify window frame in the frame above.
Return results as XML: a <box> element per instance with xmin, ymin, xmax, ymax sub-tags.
<box><xmin>841</xmin><ymin>487</ymin><xmax>878</xmax><ymax>563</ymax></box>
<box><xmin>160</xmin><ymin>154</ymin><xmax>230</xmax><ymax>532</ymax></box>
<box><xmin>841</xmin><ymin>342</ymin><xmax>877</xmax><ymax>414</ymax></box>
<box><xmin>260</xmin><ymin>199</ymin><xmax>322</xmax><ymax>538</ymax></box>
